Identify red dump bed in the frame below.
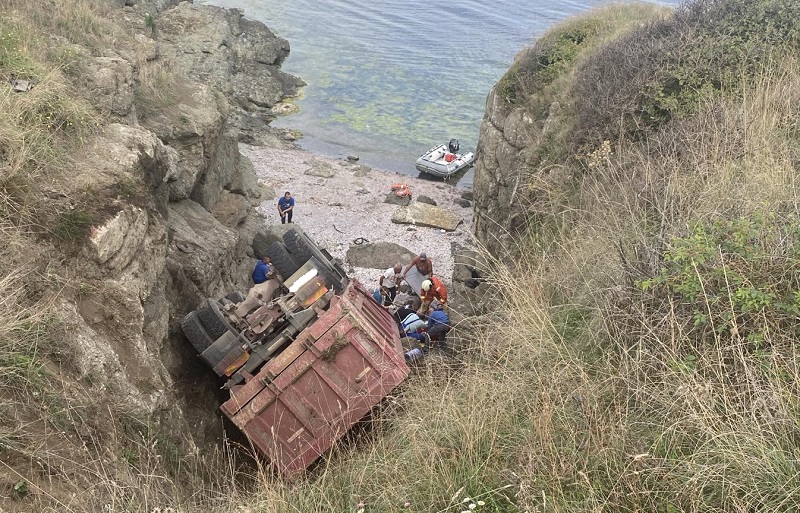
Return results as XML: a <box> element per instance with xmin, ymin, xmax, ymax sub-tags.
<box><xmin>220</xmin><ymin>280</ymin><xmax>409</xmax><ymax>477</ymax></box>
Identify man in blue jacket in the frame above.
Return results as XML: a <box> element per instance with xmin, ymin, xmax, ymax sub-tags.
<box><xmin>277</xmin><ymin>191</ymin><xmax>295</xmax><ymax>224</ymax></box>
<box><xmin>252</xmin><ymin>256</ymin><xmax>273</xmax><ymax>284</ymax></box>
<box><xmin>425</xmin><ymin>304</ymin><xmax>451</xmax><ymax>343</ymax></box>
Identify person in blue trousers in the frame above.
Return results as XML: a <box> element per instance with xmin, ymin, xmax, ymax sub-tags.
<box><xmin>277</xmin><ymin>191</ymin><xmax>295</xmax><ymax>224</ymax></box>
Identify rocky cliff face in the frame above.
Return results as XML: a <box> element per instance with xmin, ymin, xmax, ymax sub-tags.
<box><xmin>472</xmin><ymin>82</ymin><xmax>566</xmax><ymax>256</ymax></box>
<box><xmin>47</xmin><ymin>1</ymin><xmax>295</xmax><ymax>448</ymax></box>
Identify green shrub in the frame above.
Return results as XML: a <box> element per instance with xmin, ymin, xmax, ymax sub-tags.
<box><xmin>574</xmin><ymin>0</ymin><xmax>800</xmax><ymax>149</ymax></box>
<box><xmin>638</xmin><ymin>211</ymin><xmax>800</xmax><ymax>349</ymax></box>
<box><xmin>498</xmin><ymin>18</ymin><xmax>604</xmax><ymax>106</ymax></box>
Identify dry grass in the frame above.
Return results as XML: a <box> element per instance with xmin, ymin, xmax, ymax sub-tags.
<box><xmin>209</xmin><ymin>37</ymin><xmax>800</xmax><ymax>513</ymax></box>
<box><xmin>134</xmin><ymin>57</ymin><xmax>180</xmax><ymax>120</ymax></box>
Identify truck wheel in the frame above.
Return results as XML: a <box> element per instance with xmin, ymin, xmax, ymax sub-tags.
<box><xmin>197</xmin><ymin>299</ymin><xmax>235</xmax><ymax>340</ymax></box>
<box><xmin>180</xmin><ymin>311</ymin><xmax>216</xmax><ymax>353</ymax></box>
<box><xmin>283</xmin><ymin>228</ymin><xmax>313</xmax><ymax>266</ymax></box>
<box><xmin>267</xmin><ymin>241</ymin><xmax>300</xmax><ymax>280</ymax></box>
<box><xmin>225</xmin><ymin>291</ymin><xmax>246</xmax><ymax>304</ymax></box>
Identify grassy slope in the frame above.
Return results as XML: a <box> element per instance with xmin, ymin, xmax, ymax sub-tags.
<box><xmin>243</xmin><ymin>1</ymin><xmax>800</xmax><ymax>512</ymax></box>
<box><xmin>3</xmin><ymin>0</ymin><xmax>800</xmax><ymax>512</ymax></box>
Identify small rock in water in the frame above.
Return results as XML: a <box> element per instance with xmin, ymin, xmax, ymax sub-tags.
<box><xmin>347</xmin><ymin>155</ymin><xmax>359</xmax><ymax>162</ymax></box>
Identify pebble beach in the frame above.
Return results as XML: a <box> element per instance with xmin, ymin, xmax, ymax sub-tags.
<box><xmin>242</xmin><ymin>140</ymin><xmax>476</xmax><ymax>291</ymax></box>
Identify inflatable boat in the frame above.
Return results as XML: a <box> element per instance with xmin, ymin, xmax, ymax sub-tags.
<box><xmin>415</xmin><ymin>139</ymin><xmax>475</xmax><ymax>178</ymax></box>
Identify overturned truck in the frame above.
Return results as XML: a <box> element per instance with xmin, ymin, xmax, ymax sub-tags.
<box><xmin>181</xmin><ymin>227</ymin><xmax>410</xmax><ymax>477</ymax></box>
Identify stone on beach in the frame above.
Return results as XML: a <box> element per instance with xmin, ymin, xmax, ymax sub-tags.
<box><xmin>391</xmin><ymin>202</ymin><xmax>463</xmax><ymax>232</ymax></box>
<box><xmin>346</xmin><ymin>242</ymin><xmax>415</xmax><ymax>270</ymax></box>
<box><xmin>304</xmin><ymin>159</ymin><xmax>336</xmax><ymax>178</ymax></box>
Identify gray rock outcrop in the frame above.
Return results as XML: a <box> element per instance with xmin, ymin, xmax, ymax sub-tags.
<box><xmin>42</xmin><ymin>3</ymin><xmax>290</xmax><ymax>458</ymax></box>
<box><xmin>155</xmin><ymin>2</ymin><xmax>305</xmax><ymax>143</ymax></box>
<box><xmin>473</xmin><ymin>81</ymin><xmax>573</xmax><ymax>256</ymax></box>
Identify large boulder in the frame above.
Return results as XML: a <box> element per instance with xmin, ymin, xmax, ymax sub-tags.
<box><xmin>82</xmin><ymin>55</ymin><xmax>136</xmax><ymax>119</ymax></box>
<box><xmin>346</xmin><ymin>242</ymin><xmax>415</xmax><ymax>270</ymax></box>
<box><xmin>212</xmin><ymin>190</ymin><xmax>251</xmax><ymax>229</ymax></box>
<box><xmin>79</xmin><ymin>123</ymin><xmax>171</xmax><ymax>215</ymax></box>
<box><xmin>136</xmin><ymin>82</ymin><xmax>228</xmax><ymax>206</ymax></box>
<box><xmin>391</xmin><ymin>203</ymin><xmax>463</xmax><ymax>232</ymax></box>
<box><xmin>473</xmin><ymin>86</ymin><xmax>567</xmax><ymax>256</ymax></box>
<box><xmin>166</xmin><ymin>199</ymin><xmax>247</xmax><ymax>298</ymax></box>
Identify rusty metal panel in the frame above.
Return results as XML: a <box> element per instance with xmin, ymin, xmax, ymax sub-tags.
<box><xmin>222</xmin><ymin>298</ymin><xmax>346</xmax><ymax>418</ymax></box>
<box><xmin>222</xmin><ymin>280</ymin><xmax>409</xmax><ymax>477</ymax></box>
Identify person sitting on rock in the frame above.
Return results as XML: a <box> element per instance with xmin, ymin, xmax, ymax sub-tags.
<box><xmin>252</xmin><ymin>256</ymin><xmax>273</xmax><ymax>284</ymax></box>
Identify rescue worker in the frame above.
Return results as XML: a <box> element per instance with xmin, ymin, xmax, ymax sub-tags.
<box><xmin>406</xmin><ymin>304</ymin><xmax>450</xmax><ymax>347</ymax></box>
<box><xmin>379</xmin><ymin>263</ymin><xmax>403</xmax><ymax>306</ymax></box>
<box><xmin>419</xmin><ymin>276</ymin><xmax>447</xmax><ymax>314</ymax></box>
<box><xmin>401</xmin><ymin>252</ymin><xmax>432</xmax><ymax>280</ymax></box>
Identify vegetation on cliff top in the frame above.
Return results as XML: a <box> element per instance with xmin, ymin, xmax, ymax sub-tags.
<box><xmin>3</xmin><ymin>0</ymin><xmax>800</xmax><ymax>511</ymax></box>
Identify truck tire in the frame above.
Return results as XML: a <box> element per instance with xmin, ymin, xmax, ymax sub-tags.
<box><xmin>197</xmin><ymin>300</ymin><xmax>235</xmax><ymax>340</ymax></box>
<box><xmin>283</xmin><ymin>228</ymin><xmax>313</xmax><ymax>266</ymax></box>
<box><xmin>181</xmin><ymin>311</ymin><xmax>216</xmax><ymax>353</ymax></box>
<box><xmin>266</xmin><ymin>241</ymin><xmax>300</xmax><ymax>280</ymax></box>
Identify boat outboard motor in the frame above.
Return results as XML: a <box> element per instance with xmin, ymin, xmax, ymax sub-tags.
<box><xmin>448</xmin><ymin>138</ymin><xmax>460</xmax><ymax>154</ymax></box>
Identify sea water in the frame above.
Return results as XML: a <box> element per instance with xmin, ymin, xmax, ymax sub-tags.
<box><xmin>199</xmin><ymin>0</ymin><xmax>680</xmax><ymax>186</ymax></box>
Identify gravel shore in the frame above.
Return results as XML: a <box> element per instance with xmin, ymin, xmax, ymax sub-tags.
<box><xmin>242</xmin><ymin>140</ymin><xmax>476</xmax><ymax>291</ymax></box>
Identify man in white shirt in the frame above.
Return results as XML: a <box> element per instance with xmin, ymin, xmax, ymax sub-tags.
<box><xmin>378</xmin><ymin>263</ymin><xmax>403</xmax><ymax>306</ymax></box>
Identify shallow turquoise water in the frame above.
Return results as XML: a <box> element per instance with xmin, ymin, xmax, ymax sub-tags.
<box><xmin>200</xmin><ymin>0</ymin><xmax>679</xmax><ymax>186</ymax></box>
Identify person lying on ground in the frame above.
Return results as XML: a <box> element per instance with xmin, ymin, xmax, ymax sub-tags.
<box><xmin>394</xmin><ymin>305</ymin><xmax>426</xmax><ymax>337</ymax></box>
